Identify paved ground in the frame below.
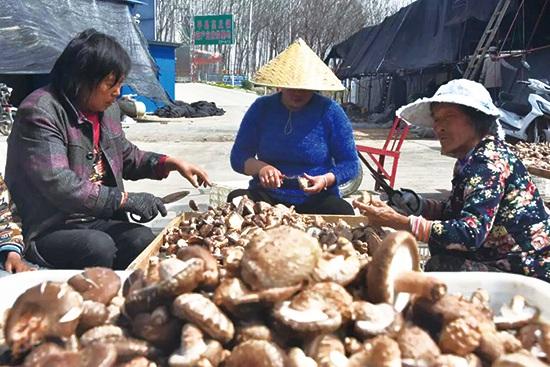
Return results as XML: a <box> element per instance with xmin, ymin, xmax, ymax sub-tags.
<box><xmin>0</xmin><ymin>83</ymin><xmax>455</xmax><ymax>232</ymax></box>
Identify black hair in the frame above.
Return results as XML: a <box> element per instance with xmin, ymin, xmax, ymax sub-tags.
<box><xmin>457</xmin><ymin>105</ymin><xmax>498</xmax><ymax>137</ymax></box>
<box><xmin>50</xmin><ymin>28</ymin><xmax>131</xmax><ymax>105</ymax></box>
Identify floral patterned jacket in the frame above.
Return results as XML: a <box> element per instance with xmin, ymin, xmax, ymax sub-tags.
<box><xmin>410</xmin><ymin>136</ymin><xmax>550</xmax><ymax>281</ymax></box>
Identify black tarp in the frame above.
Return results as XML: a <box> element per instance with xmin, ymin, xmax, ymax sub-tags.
<box><xmin>0</xmin><ymin>0</ymin><xmax>169</xmax><ymax>104</ymax></box>
<box><xmin>327</xmin><ymin>0</ymin><xmax>500</xmax><ymax>77</ymax></box>
<box><xmin>327</xmin><ymin>0</ymin><xmax>550</xmax><ymax>117</ymax></box>
<box><xmin>326</xmin><ymin>0</ymin><xmax>550</xmax><ymax>78</ymax></box>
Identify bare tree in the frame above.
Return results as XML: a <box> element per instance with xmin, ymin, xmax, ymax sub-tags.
<box><xmin>154</xmin><ymin>0</ymin><xmax>413</xmax><ymax>76</ymax></box>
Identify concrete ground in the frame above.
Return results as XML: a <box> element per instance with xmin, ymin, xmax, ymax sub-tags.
<box><xmin>0</xmin><ymin>83</ymin><xmax>455</xmax><ymax>233</ymax></box>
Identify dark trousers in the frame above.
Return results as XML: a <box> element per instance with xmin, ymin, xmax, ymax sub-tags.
<box><xmin>34</xmin><ymin>219</ymin><xmax>155</xmax><ymax>270</ymax></box>
<box><xmin>487</xmin><ymin>87</ymin><xmax>500</xmax><ymax>102</ymax></box>
<box><xmin>227</xmin><ymin>188</ymin><xmax>355</xmax><ymax>215</ymax></box>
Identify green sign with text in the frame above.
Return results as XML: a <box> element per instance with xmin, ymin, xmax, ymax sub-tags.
<box><xmin>194</xmin><ymin>14</ymin><xmax>233</xmax><ymax>45</ymax></box>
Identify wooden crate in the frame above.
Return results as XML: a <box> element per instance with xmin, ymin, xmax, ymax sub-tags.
<box><xmin>529</xmin><ymin>166</ymin><xmax>550</xmax><ymax>180</ymax></box>
<box><xmin>126</xmin><ymin>213</ymin><xmax>370</xmax><ymax>271</ymax></box>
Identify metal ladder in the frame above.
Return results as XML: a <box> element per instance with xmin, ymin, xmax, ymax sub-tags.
<box><xmin>463</xmin><ymin>0</ymin><xmax>512</xmax><ymax>80</ymax></box>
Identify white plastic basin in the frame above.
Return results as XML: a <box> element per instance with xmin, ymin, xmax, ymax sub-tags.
<box><xmin>0</xmin><ymin>270</ymin><xmax>548</xmax><ymax>320</ymax></box>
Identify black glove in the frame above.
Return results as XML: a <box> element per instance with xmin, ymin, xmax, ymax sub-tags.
<box><xmin>124</xmin><ymin>192</ymin><xmax>167</xmax><ymax>223</ymax></box>
<box><xmin>389</xmin><ymin>190</ymin><xmax>424</xmax><ymax>216</ymax></box>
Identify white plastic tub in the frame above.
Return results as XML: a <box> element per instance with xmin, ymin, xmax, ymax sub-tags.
<box><xmin>0</xmin><ymin>270</ymin><xmax>549</xmax><ymax>319</ymax></box>
<box><xmin>431</xmin><ymin>271</ymin><xmax>550</xmax><ymax>321</ymax></box>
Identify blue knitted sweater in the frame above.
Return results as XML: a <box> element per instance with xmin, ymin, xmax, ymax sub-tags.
<box><xmin>230</xmin><ymin>92</ymin><xmax>359</xmax><ymax>205</ymax></box>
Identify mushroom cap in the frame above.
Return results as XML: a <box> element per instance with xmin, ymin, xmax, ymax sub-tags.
<box><xmin>158</xmin><ymin>258</ymin><xmax>190</xmax><ymax>281</ymax></box>
<box><xmin>176</xmin><ymin>245</ymin><xmax>219</xmax><ymax>287</ymax></box>
<box><xmin>365</xmin><ymin>335</ymin><xmax>401</xmax><ymax>367</ymax></box>
<box><xmin>123</xmin><ymin>269</ymin><xmax>147</xmax><ymax>297</ymax></box>
<box><xmin>439</xmin><ymin>317</ymin><xmax>481</xmax><ymax>356</ymax></box>
<box><xmin>168</xmin><ymin>324</ymin><xmax>208</xmax><ymax>367</ymax></box>
<box><xmin>214</xmin><ymin>277</ymin><xmax>301</xmax><ymax>309</ymax></box>
<box><xmin>494</xmin><ymin>295</ymin><xmax>540</xmax><ymax>330</ymax></box>
<box><xmin>79</xmin><ymin>300</ymin><xmax>109</xmax><ymax>331</ymax></box>
<box><xmin>172</xmin><ymin>293</ymin><xmax>234</xmax><ymax>343</ymax></box>
<box><xmin>367</xmin><ymin>231</ymin><xmax>420</xmax><ymax>307</ymax></box>
<box><xmin>541</xmin><ymin>324</ymin><xmax>550</xmax><ymax>361</ymax></box>
<box><xmin>224</xmin><ymin>340</ymin><xmax>287</xmax><ymax>367</ymax></box>
<box><xmin>22</xmin><ymin>339</ymin><xmax>117</xmax><ymax>367</ymax></box>
<box><xmin>287</xmin><ymin>347</ymin><xmax>317</xmax><ymax>367</ymax></box>
<box><xmin>108</xmin><ymin>337</ymin><xmax>160</xmax><ymax>361</ymax></box>
<box><xmin>80</xmin><ymin>325</ymin><xmax>126</xmax><ymax>346</ymax></box>
<box><xmin>305</xmin><ymin>334</ymin><xmax>348</xmax><ymax>366</ymax></box>
<box><xmin>411</xmin><ymin>294</ymin><xmax>492</xmax><ymax>336</ymax></box>
<box><xmin>117</xmin><ymin>356</ymin><xmax>156</xmax><ymax>367</ymax></box>
<box><xmin>132</xmin><ymin>308</ymin><xmax>181</xmax><ymax>350</ymax></box>
<box><xmin>312</xmin><ymin>253</ymin><xmax>362</xmax><ymax>286</ymax></box>
<box><xmin>397</xmin><ymin>326</ymin><xmax>440</xmax><ymax>361</ymax></box>
<box><xmin>517</xmin><ymin>323</ymin><xmax>542</xmax><ymax>350</ymax></box>
<box><xmin>353</xmin><ymin>301</ymin><xmax>403</xmax><ymax>338</ymax></box>
<box><xmin>235</xmin><ymin>323</ymin><xmax>274</xmax><ymax>344</ymax></box>
<box><xmin>291</xmin><ymin>282</ymin><xmax>353</xmax><ymax>320</ymax></box>
<box><xmin>477</xmin><ymin>330</ymin><xmax>523</xmax><ymax>363</ymax></box>
<box><xmin>272</xmin><ymin>299</ymin><xmax>342</xmax><ymax>333</ymax></box>
<box><xmin>202</xmin><ymin>339</ymin><xmax>228</xmax><ymax>367</ymax></box>
<box><xmin>68</xmin><ymin>267</ymin><xmax>121</xmax><ymax>305</ymax></box>
<box><xmin>240</xmin><ymin>226</ymin><xmax>321</xmax><ymax>290</ymax></box>
<box><xmin>159</xmin><ymin>258</ymin><xmax>205</xmax><ymax>296</ymax></box>
<box><xmin>429</xmin><ymin>354</ymin><xmax>471</xmax><ymax>367</ymax></box>
<box><xmin>5</xmin><ymin>281</ymin><xmax>83</xmax><ymax>355</ymax></box>
<box><xmin>123</xmin><ymin>283</ymin><xmax>169</xmax><ymax>318</ymax></box>
<box><xmin>22</xmin><ymin>343</ymin><xmax>72</xmax><ymax>367</ymax></box>
<box><xmin>24</xmin><ymin>350</ymin><xmax>81</xmax><ymax>367</ymax></box>
<box><xmin>492</xmin><ymin>351</ymin><xmax>549</xmax><ymax>367</ymax></box>
<box><xmin>80</xmin><ymin>343</ymin><xmax>118</xmax><ymax>367</ymax></box>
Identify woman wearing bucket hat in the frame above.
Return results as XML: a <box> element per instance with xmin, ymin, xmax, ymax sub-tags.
<box><xmin>354</xmin><ymin>79</ymin><xmax>550</xmax><ymax>282</ymax></box>
<box><xmin>228</xmin><ymin>39</ymin><xmax>360</xmax><ymax>215</ymax></box>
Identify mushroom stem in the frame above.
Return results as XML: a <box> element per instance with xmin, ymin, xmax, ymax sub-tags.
<box><xmin>394</xmin><ymin>271</ymin><xmax>447</xmax><ymax>301</ymax></box>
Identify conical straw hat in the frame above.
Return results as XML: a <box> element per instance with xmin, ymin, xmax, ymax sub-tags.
<box><xmin>252</xmin><ymin>38</ymin><xmax>344</xmax><ymax>91</ymax></box>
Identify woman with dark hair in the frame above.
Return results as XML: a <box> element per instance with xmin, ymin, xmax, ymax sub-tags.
<box><xmin>354</xmin><ymin>79</ymin><xmax>550</xmax><ymax>282</ymax></box>
<box><xmin>5</xmin><ymin>29</ymin><xmax>210</xmax><ymax>270</ymax></box>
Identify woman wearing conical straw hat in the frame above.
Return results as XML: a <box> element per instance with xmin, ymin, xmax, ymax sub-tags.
<box><xmin>228</xmin><ymin>39</ymin><xmax>360</xmax><ymax>215</ymax></box>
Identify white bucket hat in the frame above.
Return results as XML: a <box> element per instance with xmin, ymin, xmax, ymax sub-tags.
<box><xmin>252</xmin><ymin>38</ymin><xmax>345</xmax><ymax>92</ymax></box>
<box><xmin>396</xmin><ymin>79</ymin><xmax>501</xmax><ymax>128</ymax></box>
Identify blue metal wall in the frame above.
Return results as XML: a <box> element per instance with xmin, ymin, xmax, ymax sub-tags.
<box><xmin>121</xmin><ymin>42</ymin><xmax>177</xmax><ymax>113</ymax></box>
<box><xmin>124</xmin><ymin>0</ymin><xmax>178</xmax><ymax>113</ymax></box>
<box><xmin>128</xmin><ymin>0</ymin><xmax>155</xmax><ymax>40</ymax></box>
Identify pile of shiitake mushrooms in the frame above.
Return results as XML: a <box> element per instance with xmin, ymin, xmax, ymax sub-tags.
<box><xmin>1</xmin><ymin>198</ymin><xmax>549</xmax><ymax>367</ymax></box>
<box><xmin>509</xmin><ymin>141</ymin><xmax>550</xmax><ymax>171</ymax></box>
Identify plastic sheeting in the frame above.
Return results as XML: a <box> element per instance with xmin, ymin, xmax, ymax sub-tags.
<box><xmin>0</xmin><ymin>0</ymin><xmax>169</xmax><ymax>104</ymax></box>
<box><xmin>326</xmin><ymin>0</ymin><xmax>512</xmax><ymax>78</ymax></box>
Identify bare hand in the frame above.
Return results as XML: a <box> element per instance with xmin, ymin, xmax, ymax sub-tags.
<box><xmin>302</xmin><ymin>173</ymin><xmax>327</xmax><ymax>194</ymax></box>
<box><xmin>259</xmin><ymin>165</ymin><xmax>283</xmax><ymax>189</ymax></box>
<box><xmin>353</xmin><ymin>197</ymin><xmax>409</xmax><ymax>230</ymax></box>
<box><xmin>4</xmin><ymin>252</ymin><xmax>36</xmax><ymax>274</ymax></box>
<box><xmin>167</xmin><ymin>157</ymin><xmax>211</xmax><ymax>188</ymax></box>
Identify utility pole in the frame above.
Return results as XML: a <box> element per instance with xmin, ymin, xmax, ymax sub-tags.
<box><xmin>189</xmin><ymin>0</ymin><xmax>194</xmax><ymax>81</ymax></box>
<box><xmin>247</xmin><ymin>0</ymin><xmax>253</xmax><ymax>77</ymax></box>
